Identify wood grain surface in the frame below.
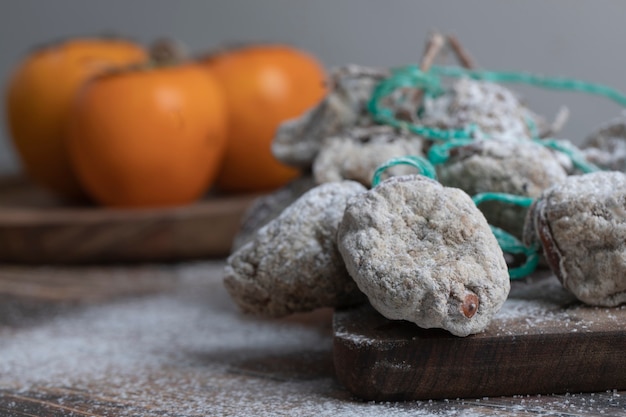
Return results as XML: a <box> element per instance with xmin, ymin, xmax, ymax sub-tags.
<box><xmin>0</xmin><ymin>263</ymin><xmax>624</xmax><ymax>416</ymax></box>
<box><xmin>333</xmin><ymin>272</ymin><xmax>626</xmax><ymax>402</ymax></box>
<box><xmin>0</xmin><ymin>176</ymin><xmax>258</xmax><ymax>264</ymax></box>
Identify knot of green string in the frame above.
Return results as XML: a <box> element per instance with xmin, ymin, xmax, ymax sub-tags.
<box><xmin>368</xmin><ymin>65</ymin><xmax>626</xmax><ymax>279</ymax></box>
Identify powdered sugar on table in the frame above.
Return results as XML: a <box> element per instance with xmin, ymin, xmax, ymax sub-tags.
<box><xmin>1</xmin><ymin>262</ymin><xmax>624</xmax><ymax>416</ymax></box>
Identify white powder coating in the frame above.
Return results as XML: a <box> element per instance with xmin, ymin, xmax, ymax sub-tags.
<box><xmin>581</xmin><ymin>113</ymin><xmax>626</xmax><ymax>172</ymax></box>
<box><xmin>524</xmin><ymin>171</ymin><xmax>626</xmax><ymax>307</ymax></box>
<box><xmin>272</xmin><ymin>66</ymin><xmax>382</xmax><ymax>168</ymax></box>
<box><xmin>231</xmin><ymin>176</ymin><xmax>315</xmax><ymax>251</ymax></box>
<box><xmin>2</xmin><ymin>263</ymin><xmax>624</xmax><ymax>416</ymax></box>
<box><xmin>0</xmin><ymin>262</ymin><xmax>440</xmax><ymax>417</ymax></box>
<box><xmin>337</xmin><ymin>175</ymin><xmax>510</xmax><ymax>337</ymax></box>
<box><xmin>422</xmin><ymin>78</ymin><xmax>545</xmax><ymax>140</ymax></box>
<box><xmin>224</xmin><ymin>180</ymin><xmax>367</xmax><ymax>317</ymax></box>
<box><xmin>437</xmin><ymin>139</ymin><xmax>568</xmax><ymax>238</ymax></box>
<box><xmin>313</xmin><ymin>126</ymin><xmax>425</xmax><ymax>187</ymax></box>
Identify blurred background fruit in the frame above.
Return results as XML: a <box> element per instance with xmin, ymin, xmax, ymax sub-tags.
<box><xmin>1</xmin><ymin>1</ymin><xmax>624</xmax><ymax>185</ymax></box>
<box><xmin>201</xmin><ymin>44</ymin><xmax>326</xmax><ymax>193</ymax></box>
<box><xmin>66</xmin><ymin>59</ymin><xmax>228</xmax><ymax>208</ymax></box>
<box><xmin>5</xmin><ymin>38</ymin><xmax>147</xmax><ymax>200</ymax></box>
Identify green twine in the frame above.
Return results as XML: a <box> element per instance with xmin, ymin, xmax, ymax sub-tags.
<box><xmin>371</xmin><ymin>155</ymin><xmax>437</xmax><ymax>187</ymax></box>
<box><xmin>472</xmin><ymin>192</ymin><xmax>538</xmax><ymax>279</ymax></box>
<box><xmin>525</xmin><ymin>116</ymin><xmax>540</xmax><ymax>139</ymax></box>
<box><xmin>367</xmin><ymin>64</ymin><xmax>626</xmax><ymax>279</ymax></box>
<box><xmin>427</xmin><ymin>136</ymin><xmax>603</xmax><ymax>172</ymax></box>
<box><xmin>429</xmin><ymin>65</ymin><xmax>626</xmax><ymax>108</ymax></box>
<box><xmin>472</xmin><ymin>192</ymin><xmax>534</xmax><ymax>208</ymax></box>
<box><xmin>427</xmin><ymin>135</ymin><xmax>601</xmax><ymax>173</ymax></box>
<box><xmin>369</xmin><ymin>64</ymin><xmax>626</xmax><ymax>132</ymax></box>
<box><xmin>427</xmin><ymin>138</ymin><xmax>475</xmax><ymax>165</ymax></box>
<box><xmin>489</xmin><ymin>225</ymin><xmax>540</xmax><ymax>280</ymax></box>
<box><xmin>368</xmin><ymin>66</ymin><xmax>478</xmax><ymax>140</ymax></box>
<box><xmin>536</xmin><ymin>138</ymin><xmax>601</xmax><ymax>173</ymax></box>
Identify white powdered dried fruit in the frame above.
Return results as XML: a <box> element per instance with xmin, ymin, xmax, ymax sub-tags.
<box><xmin>338</xmin><ymin>175</ymin><xmax>510</xmax><ymax>337</ymax></box>
<box><xmin>224</xmin><ymin>180</ymin><xmax>367</xmax><ymax>317</ymax></box>
<box><xmin>421</xmin><ymin>78</ymin><xmax>546</xmax><ymax>140</ymax></box>
<box><xmin>231</xmin><ymin>176</ymin><xmax>316</xmax><ymax>251</ymax></box>
<box><xmin>313</xmin><ymin>126</ymin><xmax>424</xmax><ymax>187</ymax></box>
<box><xmin>272</xmin><ymin>65</ymin><xmax>386</xmax><ymax>168</ymax></box>
<box><xmin>523</xmin><ymin>171</ymin><xmax>626</xmax><ymax>307</ymax></box>
<box><xmin>437</xmin><ymin>140</ymin><xmax>568</xmax><ymax>239</ymax></box>
<box><xmin>581</xmin><ymin>114</ymin><xmax>626</xmax><ymax>172</ymax></box>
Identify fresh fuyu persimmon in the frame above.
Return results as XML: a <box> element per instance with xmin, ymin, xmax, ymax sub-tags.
<box><xmin>65</xmin><ymin>62</ymin><xmax>228</xmax><ymax>208</ymax></box>
<box><xmin>200</xmin><ymin>44</ymin><xmax>327</xmax><ymax>193</ymax></box>
<box><xmin>5</xmin><ymin>38</ymin><xmax>148</xmax><ymax>199</ymax></box>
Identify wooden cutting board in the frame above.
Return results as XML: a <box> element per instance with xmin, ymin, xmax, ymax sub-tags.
<box><xmin>333</xmin><ymin>271</ymin><xmax>626</xmax><ymax>401</ymax></box>
<box><xmin>0</xmin><ymin>176</ymin><xmax>259</xmax><ymax>264</ymax></box>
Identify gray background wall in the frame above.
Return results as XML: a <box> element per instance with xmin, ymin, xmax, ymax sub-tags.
<box><xmin>1</xmin><ymin>0</ymin><xmax>625</xmax><ymax>175</ymax></box>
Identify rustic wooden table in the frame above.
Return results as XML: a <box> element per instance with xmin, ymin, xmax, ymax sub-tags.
<box><xmin>0</xmin><ymin>260</ymin><xmax>624</xmax><ymax>417</ymax></box>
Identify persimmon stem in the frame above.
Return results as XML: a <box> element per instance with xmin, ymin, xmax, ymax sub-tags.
<box><xmin>446</xmin><ymin>34</ymin><xmax>477</xmax><ymax>69</ymax></box>
<box><xmin>150</xmin><ymin>38</ymin><xmax>187</xmax><ymax>65</ymax></box>
<box><xmin>396</xmin><ymin>31</ymin><xmax>446</xmax><ymax>122</ymax></box>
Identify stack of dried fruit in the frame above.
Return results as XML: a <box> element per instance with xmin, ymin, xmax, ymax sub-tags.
<box><xmin>4</xmin><ymin>37</ymin><xmax>326</xmax><ymax>207</ymax></box>
<box><xmin>224</xmin><ymin>33</ymin><xmax>626</xmax><ymax>337</ymax></box>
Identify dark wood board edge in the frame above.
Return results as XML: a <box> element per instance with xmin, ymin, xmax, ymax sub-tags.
<box><xmin>0</xmin><ymin>176</ymin><xmax>261</xmax><ymax>264</ymax></box>
<box><xmin>333</xmin><ymin>309</ymin><xmax>626</xmax><ymax>401</ymax></box>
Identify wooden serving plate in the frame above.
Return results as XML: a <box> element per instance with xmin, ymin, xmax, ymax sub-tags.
<box><xmin>0</xmin><ymin>176</ymin><xmax>258</xmax><ymax>264</ymax></box>
<box><xmin>333</xmin><ymin>272</ymin><xmax>626</xmax><ymax>401</ymax></box>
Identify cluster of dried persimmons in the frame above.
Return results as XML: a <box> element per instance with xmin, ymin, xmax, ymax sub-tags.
<box><xmin>224</xmin><ymin>33</ymin><xmax>626</xmax><ymax>336</ymax></box>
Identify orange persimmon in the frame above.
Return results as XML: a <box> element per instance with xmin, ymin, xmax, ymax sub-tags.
<box><xmin>65</xmin><ymin>61</ymin><xmax>228</xmax><ymax>208</ymax></box>
<box><xmin>5</xmin><ymin>38</ymin><xmax>148</xmax><ymax>199</ymax></box>
<box><xmin>200</xmin><ymin>44</ymin><xmax>326</xmax><ymax>193</ymax></box>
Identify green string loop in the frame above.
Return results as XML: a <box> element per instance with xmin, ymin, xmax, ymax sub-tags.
<box><xmin>368</xmin><ymin>66</ymin><xmax>476</xmax><ymax>140</ymax></box>
<box><xmin>488</xmin><ymin>225</ymin><xmax>540</xmax><ymax>280</ymax></box>
<box><xmin>371</xmin><ymin>155</ymin><xmax>437</xmax><ymax>187</ymax></box>
<box><xmin>472</xmin><ymin>192</ymin><xmax>538</xmax><ymax>279</ymax></box>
